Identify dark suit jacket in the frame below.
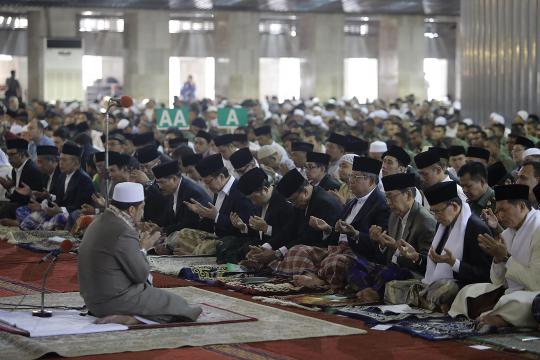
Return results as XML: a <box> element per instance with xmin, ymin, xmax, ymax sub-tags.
<box><xmin>245</xmin><ymin>189</ymin><xmax>295</xmax><ymax>250</ymax></box>
<box><xmin>337</xmin><ymin>188</ymin><xmax>390</xmax><ymax>262</ymax></box>
<box><xmin>143</xmin><ymin>182</ymin><xmax>168</xmax><ymax>225</ymax></box>
<box><xmin>288</xmin><ymin>186</ymin><xmax>343</xmax><ymax>249</ymax></box>
<box><xmin>418</xmin><ymin>213</ymin><xmax>493</xmax><ymax>286</ymax></box>
<box><xmin>162</xmin><ymin>176</ymin><xmax>212</xmax><ymax>235</ymax></box>
<box><xmin>53</xmin><ymin>169</ymin><xmax>94</xmax><ymax>213</ymax></box>
<box><xmin>200</xmin><ymin>178</ymin><xmax>257</xmax><ymax>237</ymax></box>
<box><xmin>318</xmin><ymin>174</ymin><xmax>341</xmax><ymax>192</ymax></box>
<box><xmin>9</xmin><ymin>159</ymin><xmax>46</xmax><ymax>204</ymax></box>
<box><xmin>383</xmin><ymin>201</ymin><xmax>436</xmax><ymax>273</ymax></box>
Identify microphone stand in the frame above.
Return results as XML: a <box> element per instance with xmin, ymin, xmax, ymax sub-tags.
<box><xmin>32</xmin><ymin>256</ymin><xmax>58</xmax><ymax>318</ymax></box>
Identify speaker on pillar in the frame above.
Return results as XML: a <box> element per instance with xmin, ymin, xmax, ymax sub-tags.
<box><xmin>44</xmin><ymin>38</ymin><xmax>83</xmax><ymax>103</ymax></box>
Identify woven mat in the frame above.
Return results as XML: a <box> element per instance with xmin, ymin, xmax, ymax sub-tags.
<box><xmin>391</xmin><ymin>318</ymin><xmax>479</xmax><ymax>340</ymax></box>
<box><xmin>337</xmin><ymin>305</ymin><xmax>446</xmax><ymax>323</ymax></box>
<box><xmin>471</xmin><ymin>332</ymin><xmax>540</xmax><ymax>355</ymax></box>
<box><xmin>0</xmin><ymin>286</ymin><xmax>364</xmax><ymax>360</ymax></box>
<box><xmin>147</xmin><ymin>255</ymin><xmax>218</xmax><ymax>276</ymax></box>
<box><xmin>217</xmin><ymin>276</ymin><xmax>308</xmax><ymax>296</ymax></box>
<box><xmin>6</xmin><ymin>230</ymin><xmax>78</xmax><ymax>246</ymax></box>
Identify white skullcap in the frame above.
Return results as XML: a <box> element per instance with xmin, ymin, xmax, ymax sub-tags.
<box><xmin>517</xmin><ymin>110</ymin><xmax>529</xmax><ymax>121</ymax></box>
<box><xmin>293</xmin><ymin>109</ymin><xmax>305</xmax><ymax>117</ymax></box>
<box><xmin>258</xmin><ymin>145</ymin><xmax>278</xmax><ymax>159</ymax></box>
<box><xmin>117</xmin><ymin>119</ymin><xmax>130</xmax><ymax>129</ymax></box>
<box><xmin>523</xmin><ymin>148</ymin><xmax>540</xmax><ymax>159</ymax></box>
<box><xmin>344</xmin><ymin>116</ymin><xmax>357</xmax><ymax>127</ymax></box>
<box><xmin>39</xmin><ymin>120</ymin><xmax>49</xmax><ymax>129</ymax></box>
<box><xmin>463</xmin><ymin>118</ymin><xmax>473</xmax><ymax>126</ymax></box>
<box><xmin>304</xmin><ymin>100</ymin><xmax>313</xmax><ymax>108</ymax></box>
<box><xmin>360</xmin><ymin>106</ymin><xmax>369</xmax><ymax>115</ymax></box>
<box><xmin>313</xmin><ymin>106</ymin><xmax>322</xmax><ymax>113</ymax></box>
<box><xmin>389</xmin><ymin>109</ymin><xmax>402</xmax><ymax>118</ymax></box>
<box><xmin>339</xmin><ymin>153</ymin><xmax>358</xmax><ymax>165</ymax></box>
<box><xmin>282</xmin><ymin>103</ymin><xmax>293</xmax><ymax>111</ymax></box>
<box><xmin>207</xmin><ymin>105</ymin><xmax>218</xmax><ymax>112</ymax></box>
<box><xmin>312</xmin><ymin>97</ymin><xmax>320</xmax><ymax>104</ymax></box>
<box><xmin>10</xmin><ymin>124</ymin><xmax>23</xmax><ymax>135</ymax></box>
<box><xmin>369</xmin><ymin>110</ymin><xmax>388</xmax><ymax>120</ymax></box>
<box><xmin>492</xmin><ymin>114</ymin><xmax>505</xmax><ymax>125</ymax></box>
<box><xmin>336</xmin><ymin>100</ymin><xmax>345</xmax><ymax>107</ymax></box>
<box><xmin>369</xmin><ymin>141</ymin><xmax>387</xmax><ymax>153</ymax></box>
<box><xmin>435</xmin><ymin>116</ymin><xmax>447</xmax><ymax>126</ymax></box>
<box><xmin>112</xmin><ymin>182</ymin><xmax>144</xmax><ymax>203</ymax></box>
<box><xmin>452</xmin><ymin>101</ymin><xmax>462</xmax><ymax>111</ymax></box>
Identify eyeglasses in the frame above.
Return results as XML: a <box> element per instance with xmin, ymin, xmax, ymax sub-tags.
<box><xmin>430</xmin><ymin>203</ymin><xmax>450</xmax><ymax>215</ymax></box>
<box><xmin>348</xmin><ymin>174</ymin><xmax>369</xmax><ymax>182</ymax></box>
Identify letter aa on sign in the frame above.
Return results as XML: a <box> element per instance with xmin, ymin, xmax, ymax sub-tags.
<box><xmin>157</xmin><ymin>109</ymin><xmax>188</xmax><ymax>129</ymax></box>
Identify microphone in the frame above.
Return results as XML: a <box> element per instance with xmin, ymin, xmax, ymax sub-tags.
<box><xmin>108</xmin><ymin>95</ymin><xmax>133</xmax><ymax>108</ymax></box>
<box><xmin>39</xmin><ymin>239</ymin><xmax>73</xmax><ymax>263</ymax></box>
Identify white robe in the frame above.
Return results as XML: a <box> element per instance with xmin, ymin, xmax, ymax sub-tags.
<box><xmin>449</xmin><ymin>211</ymin><xmax>540</xmax><ymax>327</ymax></box>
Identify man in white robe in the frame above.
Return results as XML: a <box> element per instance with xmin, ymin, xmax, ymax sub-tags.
<box><xmin>450</xmin><ymin>184</ymin><xmax>540</xmax><ymax>330</ymax></box>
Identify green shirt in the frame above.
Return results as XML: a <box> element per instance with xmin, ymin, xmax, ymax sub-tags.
<box><xmin>468</xmin><ymin>187</ymin><xmax>496</xmax><ymax>217</ymax></box>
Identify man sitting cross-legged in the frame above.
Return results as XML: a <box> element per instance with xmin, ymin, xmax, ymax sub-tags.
<box><xmin>450</xmin><ymin>184</ymin><xmax>540</xmax><ymax>331</ymax></box>
<box><xmin>385</xmin><ymin>181</ymin><xmax>492</xmax><ymax>312</ymax></box>
<box><xmin>278</xmin><ymin>157</ymin><xmax>389</xmax><ymax>292</ymax></box>
<box><xmin>349</xmin><ymin>173</ymin><xmax>437</xmax><ymax>303</ymax></box>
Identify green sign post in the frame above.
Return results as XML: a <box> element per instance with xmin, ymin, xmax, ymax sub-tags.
<box><xmin>155</xmin><ymin>108</ymin><xmax>190</xmax><ymax>130</ymax></box>
<box><xmin>217</xmin><ymin>107</ymin><xmax>248</xmax><ymax>128</ymax></box>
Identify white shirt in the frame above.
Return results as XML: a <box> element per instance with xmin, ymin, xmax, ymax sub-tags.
<box><xmin>214</xmin><ymin>176</ymin><xmax>235</xmax><ymax>223</ymax></box>
<box><xmin>339</xmin><ymin>188</ymin><xmax>375</xmax><ymax>242</ymax></box>
<box><xmin>172</xmin><ymin>177</ymin><xmax>183</xmax><ymax>214</ymax></box>
<box><xmin>64</xmin><ymin>171</ymin><xmax>75</xmax><ymax>192</ymax></box>
<box><xmin>14</xmin><ymin>159</ymin><xmax>29</xmax><ymax>188</ymax></box>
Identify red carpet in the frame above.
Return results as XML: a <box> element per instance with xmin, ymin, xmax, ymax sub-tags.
<box><xmin>0</xmin><ymin>240</ymin><xmax>529</xmax><ymax>360</ymax></box>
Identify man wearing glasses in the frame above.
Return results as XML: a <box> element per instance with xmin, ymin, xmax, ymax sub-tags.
<box><xmin>385</xmin><ymin>181</ymin><xmax>492</xmax><ymax>312</ymax></box>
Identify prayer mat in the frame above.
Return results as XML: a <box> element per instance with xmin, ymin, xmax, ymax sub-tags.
<box><xmin>179</xmin><ymin>264</ymin><xmax>231</xmax><ymax>281</ymax></box>
<box><xmin>147</xmin><ymin>255</ymin><xmax>218</xmax><ymax>276</ymax></box>
<box><xmin>217</xmin><ymin>276</ymin><xmax>307</xmax><ymax>296</ymax></box>
<box><xmin>391</xmin><ymin>317</ymin><xmax>479</xmax><ymax>340</ymax></box>
<box><xmin>0</xmin><ymin>286</ymin><xmax>364</xmax><ymax>360</ymax></box>
<box><xmin>0</xmin><ymin>226</ymin><xmax>20</xmax><ymax>240</ymax></box>
<box><xmin>337</xmin><ymin>305</ymin><xmax>446</xmax><ymax>324</ymax></box>
<box><xmin>271</xmin><ymin>293</ymin><xmax>370</xmax><ymax>308</ymax></box>
<box><xmin>0</xmin><ymin>276</ymin><xmax>42</xmax><ymax>296</ymax></box>
<box><xmin>471</xmin><ymin>332</ymin><xmax>540</xmax><ymax>355</ymax></box>
<box><xmin>0</xmin><ymin>303</ymin><xmax>256</xmax><ymax>337</ymax></box>
<box><xmin>6</xmin><ymin>230</ymin><xmax>78</xmax><ymax>246</ymax></box>
<box><xmin>205</xmin><ymin>343</ymin><xmax>295</xmax><ymax>360</ymax></box>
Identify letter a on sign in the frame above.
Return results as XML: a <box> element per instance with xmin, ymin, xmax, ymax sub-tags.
<box><xmin>226</xmin><ymin>109</ymin><xmax>239</xmax><ymax>126</ymax></box>
<box><xmin>156</xmin><ymin>109</ymin><xmax>189</xmax><ymax>130</ymax></box>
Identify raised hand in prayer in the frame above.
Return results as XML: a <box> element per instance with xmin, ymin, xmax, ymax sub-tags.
<box><xmin>0</xmin><ymin>176</ymin><xmax>13</xmax><ymax>190</ymax></box>
<box><xmin>129</xmin><ymin>169</ymin><xmax>150</xmax><ymax>184</ymax></box>
<box><xmin>429</xmin><ymin>247</ymin><xmax>456</xmax><ymax>266</ymax></box>
<box><xmin>478</xmin><ymin>233</ymin><xmax>508</xmax><ymax>263</ymax></box>
<box><xmin>184</xmin><ymin>198</ymin><xmax>217</xmax><ymax>220</ymax></box>
<box><xmin>309</xmin><ymin>216</ymin><xmax>332</xmax><ymax>232</ymax></box>
<box><xmin>249</xmin><ymin>216</ymin><xmax>268</xmax><ymax>233</ymax></box>
<box><xmin>245</xmin><ymin>245</ymin><xmax>264</xmax><ymax>259</ymax></box>
<box><xmin>369</xmin><ymin>225</ymin><xmax>384</xmax><ymax>243</ymax></box>
<box><xmin>230</xmin><ymin>212</ymin><xmax>247</xmax><ymax>232</ymax></box>
<box><xmin>140</xmin><ymin>230</ymin><xmax>161</xmax><ymax>251</ymax></box>
<box><xmin>33</xmin><ymin>190</ymin><xmax>50</xmax><ymax>202</ymax></box>
<box><xmin>481</xmin><ymin>208</ymin><xmax>501</xmax><ymax>231</ymax></box>
<box><xmin>44</xmin><ymin>202</ymin><xmax>61</xmax><ymax>217</ymax></box>
<box><xmin>378</xmin><ymin>231</ymin><xmax>398</xmax><ymax>250</ymax></box>
<box><xmin>81</xmin><ymin>203</ymin><xmax>96</xmax><ymax>215</ymax></box>
<box><xmin>336</xmin><ymin>220</ymin><xmax>359</xmax><ymax>238</ymax></box>
<box><xmin>92</xmin><ymin>193</ymin><xmax>106</xmax><ymax>208</ymax></box>
<box><xmin>398</xmin><ymin>240</ymin><xmax>420</xmax><ymax>262</ymax></box>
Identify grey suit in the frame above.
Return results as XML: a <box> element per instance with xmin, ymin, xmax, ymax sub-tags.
<box><xmin>78</xmin><ymin>209</ymin><xmax>202</xmax><ymax>322</ymax></box>
<box><xmin>383</xmin><ymin>201</ymin><xmax>436</xmax><ymax>274</ymax></box>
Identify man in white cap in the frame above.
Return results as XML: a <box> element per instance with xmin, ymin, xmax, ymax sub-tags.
<box><xmin>79</xmin><ymin>182</ymin><xmax>202</xmax><ymax>324</ymax></box>
<box><xmin>368</xmin><ymin>141</ymin><xmax>387</xmax><ymax>161</ymax></box>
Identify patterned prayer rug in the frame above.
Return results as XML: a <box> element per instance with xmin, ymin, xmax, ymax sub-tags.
<box><xmin>217</xmin><ymin>276</ymin><xmax>307</xmax><ymax>296</ymax></box>
<box><xmin>147</xmin><ymin>255</ymin><xmax>218</xmax><ymax>276</ymax></box>
<box><xmin>0</xmin><ymin>287</ymin><xmax>364</xmax><ymax>360</ymax></box>
<box><xmin>470</xmin><ymin>332</ymin><xmax>540</xmax><ymax>355</ymax></box>
<box><xmin>6</xmin><ymin>230</ymin><xmax>78</xmax><ymax>245</ymax></box>
<box><xmin>337</xmin><ymin>305</ymin><xmax>446</xmax><ymax>323</ymax></box>
<box><xmin>392</xmin><ymin>317</ymin><xmax>479</xmax><ymax>340</ymax></box>
<box><xmin>275</xmin><ymin>293</ymin><xmax>370</xmax><ymax>308</ymax></box>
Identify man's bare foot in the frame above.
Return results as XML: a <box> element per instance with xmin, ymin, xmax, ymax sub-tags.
<box><xmin>355</xmin><ymin>288</ymin><xmax>380</xmax><ymax>303</ymax></box>
<box><xmin>94</xmin><ymin>315</ymin><xmax>141</xmax><ymax>325</ymax></box>
<box><xmin>477</xmin><ymin>314</ymin><xmax>510</xmax><ymax>329</ymax></box>
<box><xmin>292</xmin><ymin>274</ymin><xmax>327</xmax><ymax>288</ymax></box>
